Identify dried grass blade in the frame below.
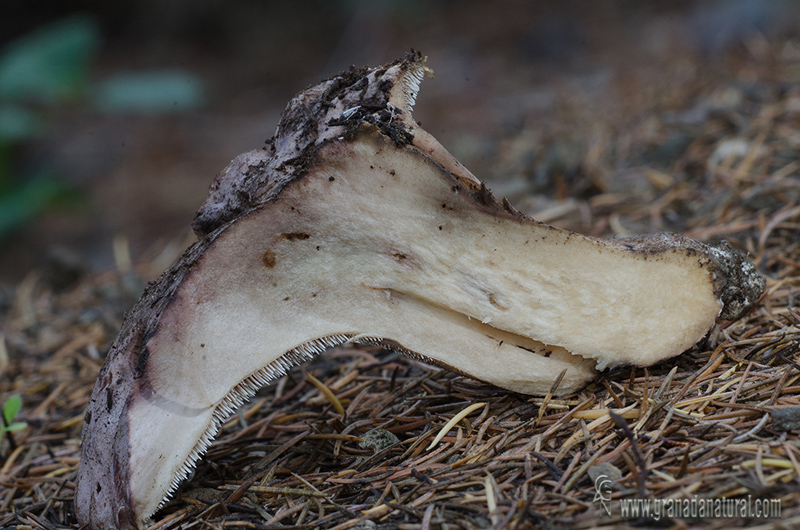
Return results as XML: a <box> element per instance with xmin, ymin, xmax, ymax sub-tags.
<box><xmin>427</xmin><ymin>402</ymin><xmax>486</xmax><ymax>450</ymax></box>
<box><xmin>306</xmin><ymin>371</ymin><xmax>345</xmax><ymax>415</ymax></box>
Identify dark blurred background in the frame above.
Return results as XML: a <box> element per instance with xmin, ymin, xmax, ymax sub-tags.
<box><xmin>1</xmin><ymin>0</ymin><xmax>799</xmax><ymax>285</ymax></box>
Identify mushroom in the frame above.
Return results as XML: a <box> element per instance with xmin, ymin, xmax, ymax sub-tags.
<box><xmin>75</xmin><ymin>52</ymin><xmax>765</xmax><ymax>529</ymax></box>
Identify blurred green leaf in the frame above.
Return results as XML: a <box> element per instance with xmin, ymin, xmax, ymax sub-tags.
<box><xmin>1</xmin><ymin>395</ymin><xmax>27</xmax><ymax>447</ymax></box>
<box><xmin>0</xmin><ymin>104</ymin><xmax>43</xmax><ymax>142</ymax></box>
<box><xmin>94</xmin><ymin>70</ymin><xmax>206</xmax><ymax>113</ymax></box>
<box><xmin>2</xmin><ymin>395</ymin><xmax>22</xmax><ymax>424</ymax></box>
<box><xmin>0</xmin><ymin>15</ymin><xmax>100</xmax><ymax>103</ymax></box>
<box><xmin>0</xmin><ymin>176</ymin><xmax>70</xmax><ymax>237</ymax></box>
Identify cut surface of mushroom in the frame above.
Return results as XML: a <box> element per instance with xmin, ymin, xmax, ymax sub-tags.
<box><xmin>75</xmin><ymin>52</ymin><xmax>765</xmax><ymax>529</ymax></box>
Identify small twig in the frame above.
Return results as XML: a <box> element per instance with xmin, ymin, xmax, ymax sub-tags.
<box><xmin>530</xmin><ymin>451</ymin><xmax>562</xmax><ymax>481</ymax></box>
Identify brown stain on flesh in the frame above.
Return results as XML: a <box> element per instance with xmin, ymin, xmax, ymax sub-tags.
<box><xmin>488</xmin><ymin>294</ymin><xmax>508</xmax><ymax>310</ymax></box>
<box><xmin>280</xmin><ymin>232</ymin><xmax>311</xmax><ymax>241</ymax></box>
<box><xmin>262</xmin><ymin>250</ymin><xmax>277</xmax><ymax>268</ymax></box>
<box><xmin>387</xmin><ymin>248</ymin><xmax>421</xmax><ymax>270</ymax></box>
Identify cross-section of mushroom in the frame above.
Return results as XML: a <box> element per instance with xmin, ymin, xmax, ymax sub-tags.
<box><xmin>75</xmin><ymin>52</ymin><xmax>765</xmax><ymax>529</ymax></box>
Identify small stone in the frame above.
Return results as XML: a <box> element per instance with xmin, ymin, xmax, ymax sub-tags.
<box><xmin>181</xmin><ymin>487</ymin><xmax>223</xmax><ymax>502</ymax></box>
<box><xmin>588</xmin><ymin>462</ymin><xmax>623</xmax><ymax>491</ymax></box>
<box><xmin>707</xmin><ymin>138</ymin><xmax>767</xmax><ymax>170</ymax></box>
<box><xmin>359</xmin><ymin>428</ymin><xmax>399</xmax><ymax>452</ymax></box>
<box><xmin>770</xmin><ymin>407</ymin><xmax>800</xmax><ymax>432</ymax></box>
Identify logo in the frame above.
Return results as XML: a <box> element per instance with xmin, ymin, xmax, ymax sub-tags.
<box><xmin>594</xmin><ymin>474</ymin><xmax>614</xmax><ymax>517</ymax></box>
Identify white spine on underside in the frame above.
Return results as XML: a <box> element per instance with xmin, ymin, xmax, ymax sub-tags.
<box><xmin>156</xmin><ymin>334</ymin><xmax>354</xmax><ymax>514</ymax></box>
<box><xmin>398</xmin><ymin>62</ymin><xmax>428</xmax><ymax>113</ymax></box>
